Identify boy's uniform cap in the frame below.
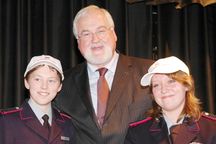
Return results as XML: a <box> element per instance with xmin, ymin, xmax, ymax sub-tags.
<box><xmin>24</xmin><ymin>55</ymin><xmax>64</xmax><ymax>80</ymax></box>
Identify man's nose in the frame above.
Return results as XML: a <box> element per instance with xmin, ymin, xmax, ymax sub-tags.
<box><xmin>91</xmin><ymin>32</ymin><xmax>100</xmax><ymax>42</ymax></box>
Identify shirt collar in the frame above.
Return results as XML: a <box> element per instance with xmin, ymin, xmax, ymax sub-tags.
<box><xmin>28</xmin><ymin>98</ymin><xmax>52</xmax><ymax>125</ymax></box>
<box><xmin>163</xmin><ymin>113</ymin><xmax>184</xmax><ymax>134</ymax></box>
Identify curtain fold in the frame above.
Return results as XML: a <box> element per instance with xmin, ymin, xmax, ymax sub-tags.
<box><xmin>0</xmin><ymin>0</ymin><xmax>215</xmax><ymax>113</ymax></box>
<box><xmin>126</xmin><ymin>2</ymin><xmax>216</xmax><ymax>113</ymax></box>
<box><xmin>127</xmin><ymin>0</ymin><xmax>216</xmax><ymax>8</ymax></box>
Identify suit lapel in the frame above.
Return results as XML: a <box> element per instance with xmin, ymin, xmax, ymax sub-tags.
<box><xmin>75</xmin><ymin>63</ymin><xmax>95</xmax><ymax>117</ymax></box>
<box><xmin>75</xmin><ymin>56</ymin><xmax>133</xmax><ymax>128</ymax></box>
<box><xmin>104</xmin><ymin>55</ymin><xmax>131</xmax><ymax>121</ymax></box>
<box><xmin>20</xmin><ymin>101</ymin><xmax>49</xmax><ymax>140</ymax></box>
<box><xmin>74</xmin><ymin>63</ymin><xmax>99</xmax><ymax>127</ymax></box>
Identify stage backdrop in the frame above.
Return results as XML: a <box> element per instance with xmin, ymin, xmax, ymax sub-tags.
<box><xmin>0</xmin><ymin>0</ymin><xmax>215</xmax><ymax>114</ymax></box>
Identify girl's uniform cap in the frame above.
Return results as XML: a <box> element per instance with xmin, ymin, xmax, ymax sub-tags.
<box><xmin>24</xmin><ymin>55</ymin><xmax>64</xmax><ymax>80</ymax></box>
<box><xmin>140</xmin><ymin>56</ymin><xmax>189</xmax><ymax>86</ymax></box>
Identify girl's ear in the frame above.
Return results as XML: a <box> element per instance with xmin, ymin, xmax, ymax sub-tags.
<box><xmin>185</xmin><ymin>85</ymin><xmax>190</xmax><ymax>92</ymax></box>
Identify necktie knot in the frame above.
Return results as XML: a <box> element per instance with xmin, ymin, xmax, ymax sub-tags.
<box><xmin>42</xmin><ymin>114</ymin><xmax>49</xmax><ymax>125</ymax></box>
<box><xmin>42</xmin><ymin>114</ymin><xmax>50</xmax><ymax>129</ymax></box>
<box><xmin>98</xmin><ymin>68</ymin><xmax>108</xmax><ymax>76</ymax></box>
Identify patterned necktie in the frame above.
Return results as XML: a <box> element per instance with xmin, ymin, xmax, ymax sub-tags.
<box><xmin>97</xmin><ymin>68</ymin><xmax>109</xmax><ymax>128</ymax></box>
<box><xmin>42</xmin><ymin>114</ymin><xmax>50</xmax><ymax>138</ymax></box>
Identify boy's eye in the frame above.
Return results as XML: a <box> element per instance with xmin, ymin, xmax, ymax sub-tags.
<box><xmin>34</xmin><ymin>78</ymin><xmax>40</xmax><ymax>81</ymax></box>
<box><xmin>48</xmin><ymin>79</ymin><xmax>57</xmax><ymax>83</ymax></box>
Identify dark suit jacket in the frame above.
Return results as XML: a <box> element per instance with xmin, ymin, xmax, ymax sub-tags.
<box><xmin>124</xmin><ymin>113</ymin><xmax>216</xmax><ymax>144</ymax></box>
<box><xmin>0</xmin><ymin>100</ymin><xmax>76</xmax><ymax>144</ymax></box>
<box><xmin>54</xmin><ymin>54</ymin><xmax>154</xmax><ymax>144</ymax></box>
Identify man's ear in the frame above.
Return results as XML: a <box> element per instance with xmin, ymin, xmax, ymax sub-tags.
<box><xmin>111</xmin><ymin>28</ymin><xmax>117</xmax><ymax>42</ymax></box>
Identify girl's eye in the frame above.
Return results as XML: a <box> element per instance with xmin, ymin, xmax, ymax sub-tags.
<box><xmin>48</xmin><ymin>80</ymin><xmax>54</xmax><ymax>83</ymax></box>
<box><xmin>152</xmin><ymin>84</ymin><xmax>159</xmax><ymax>88</ymax></box>
<box><xmin>168</xmin><ymin>79</ymin><xmax>176</xmax><ymax>83</ymax></box>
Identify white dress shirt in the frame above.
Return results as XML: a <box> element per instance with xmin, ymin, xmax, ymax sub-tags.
<box><xmin>28</xmin><ymin>98</ymin><xmax>52</xmax><ymax>126</ymax></box>
<box><xmin>87</xmin><ymin>52</ymin><xmax>119</xmax><ymax>114</ymax></box>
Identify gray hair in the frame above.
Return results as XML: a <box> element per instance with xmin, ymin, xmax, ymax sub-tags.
<box><xmin>73</xmin><ymin>5</ymin><xmax>115</xmax><ymax>39</ymax></box>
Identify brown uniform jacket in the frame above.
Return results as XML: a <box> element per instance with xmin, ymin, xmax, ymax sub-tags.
<box><xmin>124</xmin><ymin>112</ymin><xmax>216</xmax><ymax>144</ymax></box>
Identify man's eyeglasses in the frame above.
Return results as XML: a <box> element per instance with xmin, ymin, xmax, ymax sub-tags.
<box><xmin>78</xmin><ymin>26</ymin><xmax>112</xmax><ymax>41</ymax></box>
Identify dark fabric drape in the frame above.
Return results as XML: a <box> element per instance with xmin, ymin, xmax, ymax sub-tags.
<box><xmin>127</xmin><ymin>0</ymin><xmax>216</xmax><ymax>8</ymax></box>
<box><xmin>0</xmin><ymin>0</ymin><xmax>215</xmax><ymax>114</ymax></box>
<box><xmin>127</xmin><ymin>2</ymin><xmax>216</xmax><ymax>113</ymax></box>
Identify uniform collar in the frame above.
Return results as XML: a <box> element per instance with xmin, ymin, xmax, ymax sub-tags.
<box><xmin>163</xmin><ymin>114</ymin><xmax>185</xmax><ymax>134</ymax></box>
<box><xmin>149</xmin><ymin>115</ymin><xmax>200</xmax><ymax>132</ymax></box>
<box><xmin>28</xmin><ymin>98</ymin><xmax>52</xmax><ymax>125</ymax></box>
<box><xmin>149</xmin><ymin>116</ymin><xmax>200</xmax><ymax>143</ymax></box>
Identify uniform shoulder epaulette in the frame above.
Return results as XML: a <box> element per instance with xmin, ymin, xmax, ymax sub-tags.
<box><xmin>201</xmin><ymin>112</ymin><xmax>216</xmax><ymax>121</ymax></box>
<box><xmin>129</xmin><ymin>117</ymin><xmax>152</xmax><ymax>127</ymax></box>
<box><xmin>1</xmin><ymin>107</ymin><xmax>21</xmax><ymax>115</ymax></box>
<box><xmin>60</xmin><ymin>112</ymin><xmax>71</xmax><ymax>120</ymax></box>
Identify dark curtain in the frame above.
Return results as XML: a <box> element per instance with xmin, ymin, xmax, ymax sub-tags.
<box><xmin>0</xmin><ymin>0</ymin><xmax>215</xmax><ymax>114</ymax></box>
<box><xmin>127</xmin><ymin>2</ymin><xmax>216</xmax><ymax>113</ymax></box>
